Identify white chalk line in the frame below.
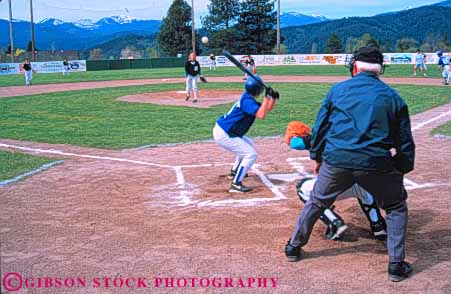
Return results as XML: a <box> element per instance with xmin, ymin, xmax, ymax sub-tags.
<box><xmin>1</xmin><ymin>107</ymin><xmax>450</xmax><ymax>206</ymax></box>
<box><xmin>0</xmin><ymin>142</ymin><xmax>287</xmax><ymax>207</ymax></box>
<box><xmin>0</xmin><ymin>160</ymin><xmax>64</xmax><ymax>187</ymax></box>
<box><xmin>412</xmin><ymin>110</ymin><xmax>451</xmax><ymax>131</ymax></box>
<box><xmin>173</xmin><ymin>166</ymin><xmax>191</xmax><ymax>206</ymax></box>
<box><xmin>181</xmin><ymin>164</ymin><xmax>287</xmax><ymax>208</ymax></box>
<box><xmin>0</xmin><ymin>143</ymin><xmax>230</xmax><ymax>170</ymax></box>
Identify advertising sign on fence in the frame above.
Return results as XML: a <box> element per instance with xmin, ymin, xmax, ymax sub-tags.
<box><xmin>0</xmin><ymin>60</ymin><xmax>87</xmax><ymax>75</ymax></box>
<box><xmin>0</xmin><ymin>63</ymin><xmax>20</xmax><ymax>75</ymax></box>
<box><xmin>0</xmin><ymin>53</ymin><xmax>448</xmax><ymax>75</ymax></box>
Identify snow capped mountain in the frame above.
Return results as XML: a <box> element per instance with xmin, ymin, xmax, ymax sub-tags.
<box><xmin>280</xmin><ymin>12</ymin><xmax>329</xmax><ymax>28</ymax></box>
<box><xmin>38</xmin><ymin>18</ymin><xmax>66</xmax><ymax>26</ymax></box>
<box><xmin>0</xmin><ymin>16</ymin><xmax>162</xmax><ymax>50</ymax></box>
<box><xmin>74</xmin><ymin>19</ymin><xmax>97</xmax><ymax>29</ymax></box>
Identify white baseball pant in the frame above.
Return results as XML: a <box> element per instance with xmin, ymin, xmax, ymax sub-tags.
<box><xmin>25</xmin><ymin>70</ymin><xmax>33</xmax><ymax>85</ymax></box>
<box><xmin>442</xmin><ymin>65</ymin><xmax>450</xmax><ymax>83</ymax></box>
<box><xmin>186</xmin><ymin>74</ymin><xmax>199</xmax><ymax>99</ymax></box>
<box><xmin>213</xmin><ymin>123</ymin><xmax>257</xmax><ymax>183</ymax></box>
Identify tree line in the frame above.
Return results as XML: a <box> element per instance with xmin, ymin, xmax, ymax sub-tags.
<box><xmin>285</xmin><ymin>5</ymin><xmax>451</xmax><ymax>54</ymax></box>
<box><xmin>157</xmin><ymin>0</ymin><xmax>278</xmax><ymax>56</ymax></box>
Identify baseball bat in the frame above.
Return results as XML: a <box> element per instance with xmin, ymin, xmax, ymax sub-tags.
<box><xmin>222</xmin><ymin>50</ymin><xmax>269</xmax><ymax>90</ymax></box>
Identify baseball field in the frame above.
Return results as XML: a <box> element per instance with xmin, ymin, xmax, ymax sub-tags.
<box><xmin>0</xmin><ymin>67</ymin><xmax>450</xmax><ymax>293</ymax></box>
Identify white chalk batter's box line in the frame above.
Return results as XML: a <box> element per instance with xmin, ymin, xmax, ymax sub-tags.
<box><xmin>0</xmin><ymin>108</ymin><xmax>450</xmax><ymax>207</ymax></box>
<box><xmin>0</xmin><ymin>143</ymin><xmax>445</xmax><ymax>209</ymax></box>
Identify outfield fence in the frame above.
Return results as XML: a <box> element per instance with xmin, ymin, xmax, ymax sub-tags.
<box><xmin>1</xmin><ymin>52</ymin><xmax>449</xmax><ymax>75</ymax></box>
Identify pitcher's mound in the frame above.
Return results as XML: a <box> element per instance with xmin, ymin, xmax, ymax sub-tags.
<box><xmin>117</xmin><ymin>90</ymin><xmax>243</xmax><ymax>108</ymax></box>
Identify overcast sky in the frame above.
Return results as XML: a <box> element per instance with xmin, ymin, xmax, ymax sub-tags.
<box><xmin>0</xmin><ymin>0</ymin><xmax>441</xmax><ymax>22</ymax></box>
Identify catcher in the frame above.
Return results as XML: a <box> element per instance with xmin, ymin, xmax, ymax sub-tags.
<box><xmin>285</xmin><ymin>121</ymin><xmax>387</xmax><ymax>241</ymax></box>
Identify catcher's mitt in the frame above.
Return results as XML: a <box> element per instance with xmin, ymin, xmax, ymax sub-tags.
<box><xmin>200</xmin><ymin>76</ymin><xmax>208</xmax><ymax>83</ymax></box>
<box><xmin>284</xmin><ymin>121</ymin><xmax>311</xmax><ymax>145</ymax></box>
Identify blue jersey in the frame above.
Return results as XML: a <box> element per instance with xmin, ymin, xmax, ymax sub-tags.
<box><xmin>438</xmin><ymin>56</ymin><xmax>450</xmax><ymax>66</ymax></box>
<box><xmin>216</xmin><ymin>92</ymin><xmax>260</xmax><ymax>137</ymax></box>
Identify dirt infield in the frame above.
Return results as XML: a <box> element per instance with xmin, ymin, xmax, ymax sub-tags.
<box><xmin>118</xmin><ymin>90</ymin><xmax>243</xmax><ymax>108</ymax></box>
<box><xmin>0</xmin><ymin>75</ymin><xmax>447</xmax><ymax>98</ymax></box>
<box><xmin>1</xmin><ymin>96</ymin><xmax>450</xmax><ymax>293</ymax></box>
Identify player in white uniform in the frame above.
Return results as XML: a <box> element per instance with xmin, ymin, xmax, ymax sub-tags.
<box><xmin>413</xmin><ymin>49</ymin><xmax>427</xmax><ymax>76</ymax></box>
<box><xmin>213</xmin><ymin>76</ymin><xmax>279</xmax><ymax>193</ymax></box>
<box><xmin>209</xmin><ymin>54</ymin><xmax>216</xmax><ymax>70</ymax></box>
<box><xmin>437</xmin><ymin>50</ymin><xmax>450</xmax><ymax>85</ymax></box>
<box><xmin>185</xmin><ymin>53</ymin><xmax>201</xmax><ymax>103</ymax></box>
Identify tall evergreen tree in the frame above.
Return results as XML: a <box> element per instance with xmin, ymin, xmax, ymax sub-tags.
<box><xmin>202</xmin><ymin>0</ymin><xmax>240</xmax><ymax>30</ymax></box>
<box><xmin>326</xmin><ymin>33</ymin><xmax>342</xmax><ymax>53</ymax></box>
<box><xmin>201</xmin><ymin>0</ymin><xmax>240</xmax><ymax>53</ymax></box>
<box><xmin>236</xmin><ymin>0</ymin><xmax>277</xmax><ymax>54</ymax></box>
<box><xmin>157</xmin><ymin>0</ymin><xmax>193</xmax><ymax>56</ymax></box>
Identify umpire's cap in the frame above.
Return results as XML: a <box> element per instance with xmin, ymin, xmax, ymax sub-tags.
<box><xmin>354</xmin><ymin>46</ymin><xmax>384</xmax><ymax>65</ymax></box>
<box><xmin>245</xmin><ymin>75</ymin><xmax>265</xmax><ymax>97</ymax></box>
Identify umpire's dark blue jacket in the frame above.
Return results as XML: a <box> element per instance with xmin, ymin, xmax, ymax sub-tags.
<box><xmin>310</xmin><ymin>71</ymin><xmax>415</xmax><ymax>173</ymax></box>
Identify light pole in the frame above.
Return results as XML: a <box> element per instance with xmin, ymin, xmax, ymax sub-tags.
<box><xmin>276</xmin><ymin>0</ymin><xmax>281</xmax><ymax>54</ymax></box>
<box><xmin>8</xmin><ymin>0</ymin><xmax>15</xmax><ymax>62</ymax></box>
<box><xmin>191</xmin><ymin>0</ymin><xmax>196</xmax><ymax>54</ymax></box>
<box><xmin>30</xmin><ymin>0</ymin><xmax>36</xmax><ymax>61</ymax></box>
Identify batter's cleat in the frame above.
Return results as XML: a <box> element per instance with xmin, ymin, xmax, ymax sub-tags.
<box><xmin>185</xmin><ymin>95</ymin><xmax>190</xmax><ymax>101</ymax></box>
<box><xmin>227</xmin><ymin>169</ymin><xmax>249</xmax><ymax>180</ymax></box>
<box><xmin>388</xmin><ymin>261</ymin><xmax>412</xmax><ymax>282</ymax></box>
<box><xmin>285</xmin><ymin>240</ymin><xmax>303</xmax><ymax>262</ymax></box>
<box><xmin>371</xmin><ymin>220</ymin><xmax>388</xmax><ymax>241</ymax></box>
<box><xmin>325</xmin><ymin>219</ymin><xmax>348</xmax><ymax>240</ymax></box>
<box><xmin>229</xmin><ymin>182</ymin><xmax>253</xmax><ymax>193</ymax></box>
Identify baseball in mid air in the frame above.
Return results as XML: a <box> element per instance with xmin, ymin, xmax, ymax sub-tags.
<box><xmin>201</xmin><ymin>36</ymin><xmax>209</xmax><ymax>44</ymax></box>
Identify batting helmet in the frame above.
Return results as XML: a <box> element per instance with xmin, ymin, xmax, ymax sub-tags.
<box><xmin>437</xmin><ymin>50</ymin><xmax>443</xmax><ymax>57</ymax></box>
<box><xmin>245</xmin><ymin>75</ymin><xmax>264</xmax><ymax>96</ymax></box>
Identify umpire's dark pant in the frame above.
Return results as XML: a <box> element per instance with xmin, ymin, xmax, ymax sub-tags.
<box><xmin>290</xmin><ymin>162</ymin><xmax>408</xmax><ymax>263</ymax></box>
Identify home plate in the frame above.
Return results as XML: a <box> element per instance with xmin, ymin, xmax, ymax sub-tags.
<box><xmin>267</xmin><ymin>173</ymin><xmax>301</xmax><ymax>182</ymax></box>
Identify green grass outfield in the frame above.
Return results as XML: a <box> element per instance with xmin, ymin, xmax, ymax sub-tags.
<box><xmin>0</xmin><ymin>83</ymin><xmax>449</xmax><ymax>149</ymax></box>
<box><xmin>432</xmin><ymin>122</ymin><xmax>451</xmax><ymax>136</ymax></box>
<box><xmin>0</xmin><ymin>150</ymin><xmax>56</xmax><ymax>182</ymax></box>
<box><xmin>0</xmin><ymin>64</ymin><xmax>443</xmax><ymax>87</ymax></box>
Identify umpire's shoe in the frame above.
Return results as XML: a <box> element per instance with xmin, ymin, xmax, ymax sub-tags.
<box><xmin>388</xmin><ymin>261</ymin><xmax>412</xmax><ymax>282</ymax></box>
<box><xmin>229</xmin><ymin>182</ymin><xmax>252</xmax><ymax>193</ymax></box>
<box><xmin>285</xmin><ymin>240</ymin><xmax>303</xmax><ymax>262</ymax></box>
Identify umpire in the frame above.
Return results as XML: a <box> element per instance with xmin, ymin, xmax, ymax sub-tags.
<box><xmin>285</xmin><ymin>46</ymin><xmax>415</xmax><ymax>282</ymax></box>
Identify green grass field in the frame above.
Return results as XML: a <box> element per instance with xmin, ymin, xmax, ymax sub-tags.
<box><xmin>0</xmin><ymin>150</ymin><xmax>56</xmax><ymax>182</ymax></box>
<box><xmin>432</xmin><ymin>122</ymin><xmax>451</xmax><ymax>136</ymax></box>
<box><xmin>0</xmin><ymin>83</ymin><xmax>449</xmax><ymax>149</ymax></box>
<box><xmin>0</xmin><ymin>64</ymin><xmax>443</xmax><ymax>87</ymax></box>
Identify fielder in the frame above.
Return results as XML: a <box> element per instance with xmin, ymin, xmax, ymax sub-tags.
<box><xmin>213</xmin><ymin>75</ymin><xmax>279</xmax><ymax>193</ymax></box>
<box><xmin>437</xmin><ymin>50</ymin><xmax>450</xmax><ymax>85</ymax></box>
<box><xmin>243</xmin><ymin>56</ymin><xmax>256</xmax><ymax>80</ymax></box>
<box><xmin>185</xmin><ymin>52</ymin><xmax>202</xmax><ymax>103</ymax></box>
<box><xmin>413</xmin><ymin>49</ymin><xmax>427</xmax><ymax>76</ymax></box>
<box><xmin>285</xmin><ymin>121</ymin><xmax>387</xmax><ymax>241</ymax></box>
<box><xmin>63</xmin><ymin>58</ymin><xmax>70</xmax><ymax>75</ymax></box>
<box><xmin>209</xmin><ymin>54</ymin><xmax>217</xmax><ymax>71</ymax></box>
<box><xmin>23</xmin><ymin>58</ymin><xmax>36</xmax><ymax>86</ymax></box>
